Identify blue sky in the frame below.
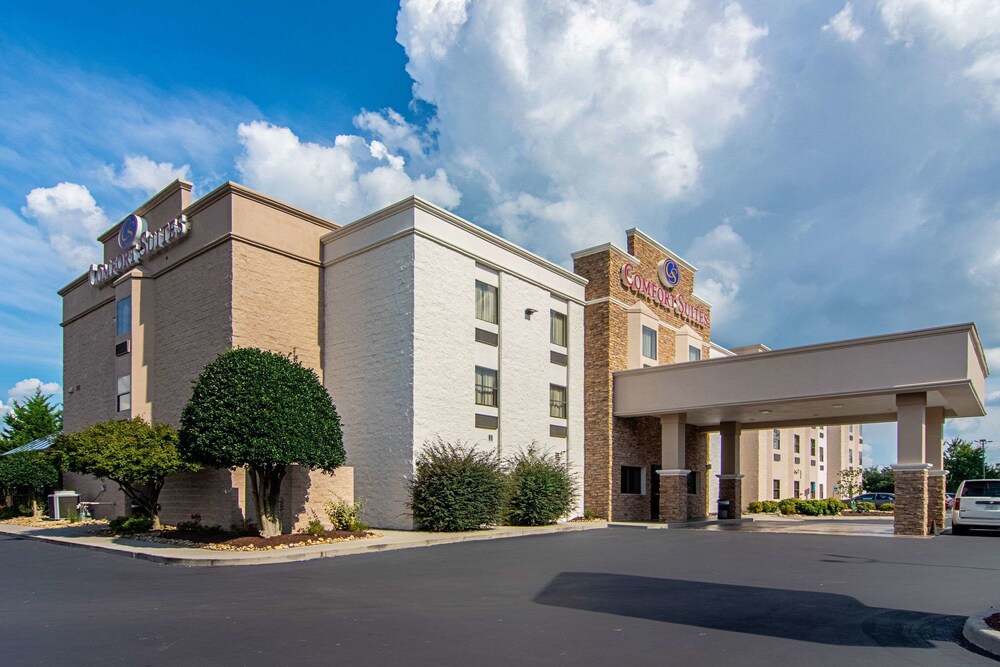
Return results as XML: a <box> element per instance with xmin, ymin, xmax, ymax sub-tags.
<box><xmin>1</xmin><ymin>1</ymin><xmax>998</xmax><ymax>468</ymax></box>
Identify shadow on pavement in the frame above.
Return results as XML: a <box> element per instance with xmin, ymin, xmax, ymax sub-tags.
<box><xmin>534</xmin><ymin>572</ymin><xmax>966</xmax><ymax>649</ymax></box>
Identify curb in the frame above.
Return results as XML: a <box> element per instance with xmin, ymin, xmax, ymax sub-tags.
<box><xmin>963</xmin><ymin>608</ymin><xmax>1000</xmax><ymax>658</ymax></box>
<box><xmin>0</xmin><ymin>521</ymin><xmax>607</xmax><ymax>567</ymax></box>
<box><xmin>609</xmin><ymin>518</ymin><xmax>754</xmax><ymax>530</ymax></box>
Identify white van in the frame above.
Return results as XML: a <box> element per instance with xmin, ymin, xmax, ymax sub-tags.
<box><xmin>951</xmin><ymin>479</ymin><xmax>1000</xmax><ymax>535</ymax></box>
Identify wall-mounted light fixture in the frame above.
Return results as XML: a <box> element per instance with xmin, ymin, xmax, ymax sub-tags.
<box><xmin>524</xmin><ymin>308</ymin><xmax>537</xmax><ymax>320</ymax></box>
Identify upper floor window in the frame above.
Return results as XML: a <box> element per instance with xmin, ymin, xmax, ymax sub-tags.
<box><xmin>819</xmin><ymin>447</ymin><xmax>825</xmax><ymax>462</ymax></box>
<box><xmin>475</xmin><ymin>366</ymin><xmax>498</xmax><ymax>407</ymax></box>
<box><xmin>550</xmin><ymin>310</ymin><xmax>567</xmax><ymax>347</ymax></box>
<box><xmin>794</xmin><ymin>434</ymin><xmax>801</xmax><ymax>453</ymax></box>
<box><xmin>772</xmin><ymin>429</ymin><xmax>781</xmax><ymax>449</ymax></box>
<box><xmin>688</xmin><ymin>345</ymin><xmax>701</xmax><ymax>361</ymax></box>
<box><xmin>549</xmin><ymin>384</ymin><xmax>567</xmax><ymax>419</ymax></box>
<box><xmin>116</xmin><ymin>297</ymin><xmax>131</xmax><ymax>337</ymax></box>
<box><xmin>642</xmin><ymin>326</ymin><xmax>657</xmax><ymax>360</ymax></box>
<box><xmin>475</xmin><ymin>281</ymin><xmax>498</xmax><ymax>324</ymax></box>
<box><xmin>810</xmin><ymin>438</ymin><xmax>817</xmax><ymax>456</ymax></box>
<box><xmin>116</xmin><ymin>374</ymin><xmax>131</xmax><ymax>413</ymax></box>
<box><xmin>848</xmin><ymin>449</ymin><xmax>854</xmax><ymax>464</ymax></box>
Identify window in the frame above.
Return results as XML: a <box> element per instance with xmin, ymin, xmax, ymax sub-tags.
<box><xmin>550</xmin><ymin>310</ymin><xmax>567</xmax><ymax>347</ymax></box>
<box><xmin>772</xmin><ymin>429</ymin><xmax>781</xmax><ymax>449</ymax></box>
<box><xmin>688</xmin><ymin>345</ymin><xmax>701</xmax><ymax>361</ymax></box>
<box><xmin>687</xmin><ymin>471</ymin><xmax>697</xmax><ymax>494</ymax></box>
<box><xmin>794</xmin><ymin>434</ymin><xmax>800</xmax><ymax>453</ymax></box>
<box><xmin>794</xmin><ymin>457</ymin><xmax>801</xmax><ymax>464</ymax></box>
<box><xmin>773</xmin><ymin>453</ymin><xmax>781</xmax><ymax>462</ymax></box>
<box><xmin>641</xmin><ymin>326</ymin><xmax>657</xmax><ymax>359</ymax></box>
<box><xmin>549</xmin><ymin>384</ymin><xmax>567</xmax><ymax>419</ymax></box>
<box><xmin>810</xmin><ymin>438</ymin><xmax>816</xmax><ymax>456</ymax></box>
<box><xmin>819</xmin><ymin>447</ymin><xmax>825</xmax><ymax>462</ymax></box>
<box><xmin>475</xmin><ymin>367</ymin><xmax>498</xmax><ymax>407</ymax></box>
<box><xmin>820</xmin><ymin>484</ymin><xmax>825</xmax><ymax>498</ymax></box>
<box><xmin>810</xmin><ymin>482</ymin><xmax>817</xmax><ymax>498</ymax></box>
<box><xmin>475</xmin><ymin>281</ymin><xmax>498</xmax><ymax>324</ymax></box>
<box><xmin>848</xmin><ymin>449</ymin><xmax>854</xmax><ymax>464</ymax></box>
<box><xmin>621</xmin><ymin>466</ymin><xmax>642</xmax><ymax>495</ymax></box>
<box><xmin>116</xmin><ymin>375</ymin><xmax>131</xmax><ymax>413</ymax></box>
<box><xmin>116</xmin><ymin>297</ymin><xmax>131</xmax><ymax>337</ymax></box>
<box><xmin>848</xmin><ymin>425</ymin><xmax>853</xmax><ymax>433</ymax></box>
<box><xmin>772</xmin><ymin>479</ymin><xmax>781</xmax><ymax>500</ymax></box>
<box><xmin>794</xmin><ymin>481</ymin><xmax>800</xmax><ymax>498</ymax></box>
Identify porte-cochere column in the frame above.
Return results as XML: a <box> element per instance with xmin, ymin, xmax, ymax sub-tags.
<box><xmin>892</xmin><ymin>393</ymin><xmax>930</xmax><ymax>536</ymax></box>
<box><xmin>658</xmin><ymin>414</ymin><xmax>689</xmax><ymax>523</ymax></box>
<box><xmin>925</xmin><ymin>406</ymin><xmax>947</xmax><ymax>535</ymax></box>
<box><xmin>717</xmin><ymin>421</ymin><xmax>743</xmax><ymax>520</ymax></box>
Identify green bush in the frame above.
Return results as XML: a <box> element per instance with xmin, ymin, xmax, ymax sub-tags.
<box><xmin>855</xmin><ymin>501</ymin><xmax>876</xmax><ymax>512</ymax></box>
<box><xmin>747</xmin><ymin>501</ymin><xmax>763</xmax><ymax>513</ymax></box>
<box><xmin>408</xmin><ymin>439</ymin><xmax>506</xmax><ymax>531</ymax></box>
<box><xmin>797</xmin><ymin>500</ymin><xmax>822</xmax><ymax>516</ymax></box>
<box><xmin>877</xmin><ymin>503</ymin><xmax>894</xmax><ymax>512</ymax></box>
<box><xmin>778</xmin><ymin>498</ymin><xmax>798</xmax><ymax>515</ymax></box>
<box><xmin>109</xmin><ymin>514</ymin><xmax>154</xmax><ymax>535</ymax></box>
<box><xmin>825</xmin><ymin>498</ymin><xmax>846</xmax><ymax>514</ymax></box>
<box><xmin>761</xmin><ymin>500</ymin><xmax>779</xmax><ymax>513</ymax></box>
<box><xmin>505</xmin><ymin>446</ymin><xmax>577</xmax><ymax>526</ymax></box>
<box><xmin>305</xmin><ymin>518</ymin><xmax>326</xmax><ymax>537</ymax></box>
<box><xmin>325</xmin><ymin>498</ymin><xmax>368</xmax><ymax>531</ymax></box>
<box><xmin>0</xmin><ymin>505</ymin><xmax>29</xmax><ymax>520</ymax></box>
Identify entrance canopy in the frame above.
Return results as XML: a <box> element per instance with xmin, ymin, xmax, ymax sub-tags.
<box><xmin>613</xmin><ymin>323</ymin><xmax>988</xmax><ymax>430</ymax></box>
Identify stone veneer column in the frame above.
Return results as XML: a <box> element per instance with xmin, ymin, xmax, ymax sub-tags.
<box><xmin>894</xmin><ymin>393</ymin><xmax>928</xmax><ymax>536</ymax></box>
<box><xmin>717</xmin><ymin>421</ymin><xmax>743</xmax><ymax>520</ymax></box>
<box><xmin>658</xmin><ymin>414</ymin><xmax>689</xmax><ymax>522</ymax></box>
<box><xmin>686</xmin><ymin>427</ymin><xmax>709</xmax><ymax>521</ymax></box>
<box><xmin>658</xmin><ymin>472</ymin><xmax>689</xmax><ymax>523</ymax></box>
<box><xmin>925</xmin><ymin>406</ymin><xmax>947</xmax><ymax>535</ymax></box>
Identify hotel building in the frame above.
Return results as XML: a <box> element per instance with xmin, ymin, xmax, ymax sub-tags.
<box><xmin>58</xmin><ymin>180</ymin><xmax>987</xmax><ymax>535</ymax></box>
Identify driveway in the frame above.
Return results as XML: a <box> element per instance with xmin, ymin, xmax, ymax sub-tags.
<box><xmin>0</xmin><ymin>527</ymin><xmax>997</xmax><ymax>665</ymax></box>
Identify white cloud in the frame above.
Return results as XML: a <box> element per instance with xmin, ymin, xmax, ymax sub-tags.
<box><xmin>21</xmin><ymin>183</ymin><xmax>108</xmax><ymax>268</ymax></box>
<box><xmin>880</xmin><ymin>0</ymin><xmax>1000</xmax><ymax>113</ymax></box>
<box><xmin>395</xmin><ymin>0</ymin><xmax>768</xmax><ymax>257</ymax></box>
<box><xmin>0</xmin><ymin>378</ymin><xmax>61</xmax><ymax>417</ymax></box>
<box><xmin>685</xmin><ymin>224</ymin><xmax>752</xmax><ymax>329</ymax></box>
<box><xmin>823</xmin><ymin>3</ymin><xmax>865</xmax><ymax>42</ymax></box>
<box><xmin>235</xmin><ymin>121</ymin><xmax>460</xmax><ymax>224</ymax></box>
<box><xmin>102</xmin><ymin>155</ymin><xmax>191</xmax><ymax>195</ymax></box>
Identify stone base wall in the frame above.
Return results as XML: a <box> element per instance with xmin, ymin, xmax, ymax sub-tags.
<box><xmin>926</xmin><ymin>473</ymin><xmax>947</xmax><ymax>535</ymax></box>
<box><xmin>611</xmin><ymin>416</ymin><xmax>661</xmax><ymax>521</ymax></box>
<box><xmin>686</xmin><ymin>427</ymin><xmax>709</xmax><ymax>520</ymax></box>
<box><xmin>894</xmin><ymin>469</ymin><xmax>928</xmax><ymax>536</ymax></box>
<box><xmin>718</xmin><ymin>477</ymin><xmax>743</xmax><ymax>520</ymax></box>
<box><xmin>659</xmin><ymin>475</ymin><xmax>688</xmax><ymax>522</ymax></box>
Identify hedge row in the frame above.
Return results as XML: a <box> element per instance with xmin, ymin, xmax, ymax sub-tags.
<box><xmin>408</xmin><ymin>440</ymin><xmax>577</xmax><ymax>531</ymax></box>
<box><xmin>747</xmin><ymin>498</ymin><xmax>847</xmax><ymax>516</ymax></box>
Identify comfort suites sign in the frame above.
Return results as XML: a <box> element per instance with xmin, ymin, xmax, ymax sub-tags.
<box><xmin>89</xmin><ymin>214</ymin><xmax>190</xmax><ymax>287</ymax></box>
<box><xmin>621</xmin><ymin>259</ymin><xmax>709</xmax><ymax>327</ymax></box>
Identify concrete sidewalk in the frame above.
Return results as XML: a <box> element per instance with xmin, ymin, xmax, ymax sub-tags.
<box><xmin>0</xmin><ymin>520</ymin><xmax>607</xmax><ymax>567</ymax></box>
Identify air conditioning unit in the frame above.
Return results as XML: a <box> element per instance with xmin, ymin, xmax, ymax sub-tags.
<box><xmin>47</xmin><ymin>491</ymin><xmax>81</xmax><ymax>519</ymax></box>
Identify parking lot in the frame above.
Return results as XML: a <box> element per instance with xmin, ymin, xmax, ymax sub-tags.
<box><xmin>0</xmin><ymin>525</ymin><xmax>997</xmax><ymax>665</ymax></box>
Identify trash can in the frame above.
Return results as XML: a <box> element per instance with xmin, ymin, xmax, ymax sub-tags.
<box><xmin>717</xmin><ymin>500</ymin><xmax>731</xmax><ymax>520</ymax></box>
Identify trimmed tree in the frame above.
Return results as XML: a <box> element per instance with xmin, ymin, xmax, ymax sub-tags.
<box><xmin>2</xmin><ymin>388</ymin><xmax>62</xmax><ymax>448</ymax></box>
<box><xmin>55</xmin><ymin>418</ymin><xmax>197</xmax><ymax>529</ymax></box>
<box><xmin>506</xmin><ymin>446</ymin><xmax>577</xmax><ymax>526</ymax></box>
<box><xmin>0</xmin><ymin>452</ymin><xmax>59</xmax><ymax>517</ymax></box>
<box><xmin>179</xmin><ymin>348</ymin><xmax>344</xmax><ymax>537</ymax></box>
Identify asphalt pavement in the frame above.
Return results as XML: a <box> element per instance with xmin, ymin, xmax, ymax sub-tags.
<box><xmin>1</xmin><ymin>526</ymin><xmax>998</xmax><ymax>665</ymax></box>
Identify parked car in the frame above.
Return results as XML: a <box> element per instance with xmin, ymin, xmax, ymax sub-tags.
<box><xmin>851</xmin><ymin>492</ymin><xmax>895</xmax><ymax>505</ymax></box>
<box><xmin>945</xmin><ymin>492</ymin><xmax>956</xmax><ymax>509</ymax></box>
<box><xmin>952</xmin><ymin>479</ymin><xmax>1000</xmax><ymax>535</ymax></box>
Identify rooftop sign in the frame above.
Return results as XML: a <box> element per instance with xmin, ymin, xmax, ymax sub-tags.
<box><xmin>89</xmin><ymin>214</ymin><xmax>190</xmax><ymax>287</ymax></box>
<box><xmin>621</xmin><ymin>262</ymin><xmax>709</xmax><ymax>327</ymax></box>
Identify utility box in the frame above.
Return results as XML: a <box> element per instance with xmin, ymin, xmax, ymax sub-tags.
<box><xmin>717</xmin><ymin>499</ymin><xmax>731</xmax><ymax>520</ymax></box>
<box><xmin>47</xmin><ymin>491</ymin><xmax>80</xmax><ymax>520</ymax></box>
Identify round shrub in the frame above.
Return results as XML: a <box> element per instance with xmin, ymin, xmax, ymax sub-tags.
<box><xmin>408</xmin><ymin>439</ymin><xmax>506</xmax><ymax>531</ymax></box>
<box><xmin>825</xmin><ymin>498</ymin><xmax>846</xmax><ymax>514</ymax></box>
<box><xmin>747</xmin><ymin>501</ymin><xmax>763</xmax><ymax>514</ymax></box>
<box><xmin>877</xmin><ymin>503</ymin><xmax>894</xmax><ymax>512</ymax></box>
<box><xmin>778</xmin><ymin>498</ymin><xmax>798</xmax><ymax>515</ymax></box>
<box><xmin>797</xmin><ymin>500</ymin><xmax>822</xmax><ymax>516</ymax></box>
<box><xmin>109</xmin><ymin>514</ymin><xmax>153</xmax><ymax>535</ymax></box>
<box><xmin>855</xmin><ymin>501</ymin><xmax>876</xmax><ymax>512</ymax></box>
<box><xmin>761</xmin><ymin>500</ymin><xmax>779</xmax><ymax>513</ymax></box>
<box><xmin>506</xmin><ymin>447</ymin><xmax>577</xmax><ymax>526</ymax></box>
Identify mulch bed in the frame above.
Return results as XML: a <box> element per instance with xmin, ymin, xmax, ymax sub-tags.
<box><xmin>985</xmin><ymin>612</ymin><xmax>1000</xmax><ymax>632</ymax></box>
<box><xmin>117</xmin><ymin>527</ymin><xmax>377</xmax><ymax>551</ymax></box>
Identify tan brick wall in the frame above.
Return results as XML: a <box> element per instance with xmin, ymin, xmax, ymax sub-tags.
<box><xmin>894</xmin><ymin>469</ymin><xmax>928</xmax><ymax>536</ymax></box>
<box><xmin>719</xmin><ymin>478</ymin><xmax>743</xmax><ymax>520</ymax></box>
<box><xmin>62</xmin><ymin>301</ymin><xmax>117</xmax><ymax>433</ymax></box>
<box><xmin>152</xmin><ymin>244</ymin><xmax>234</xmax><ymax>426</ymax></box>
<box><xmin>231</xmin><ymin>242</ymin><xmax>323</xmax><ymax>377</ymax></box>
<box><xmin>280</xmin><ymin>467</ymin><xmax>354</xmax><ymax>532</ymax></box>
<box><xmin>612</xmin><ymin>416</ymin><xmax>660</xmax><ymax>520</ymax></box>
